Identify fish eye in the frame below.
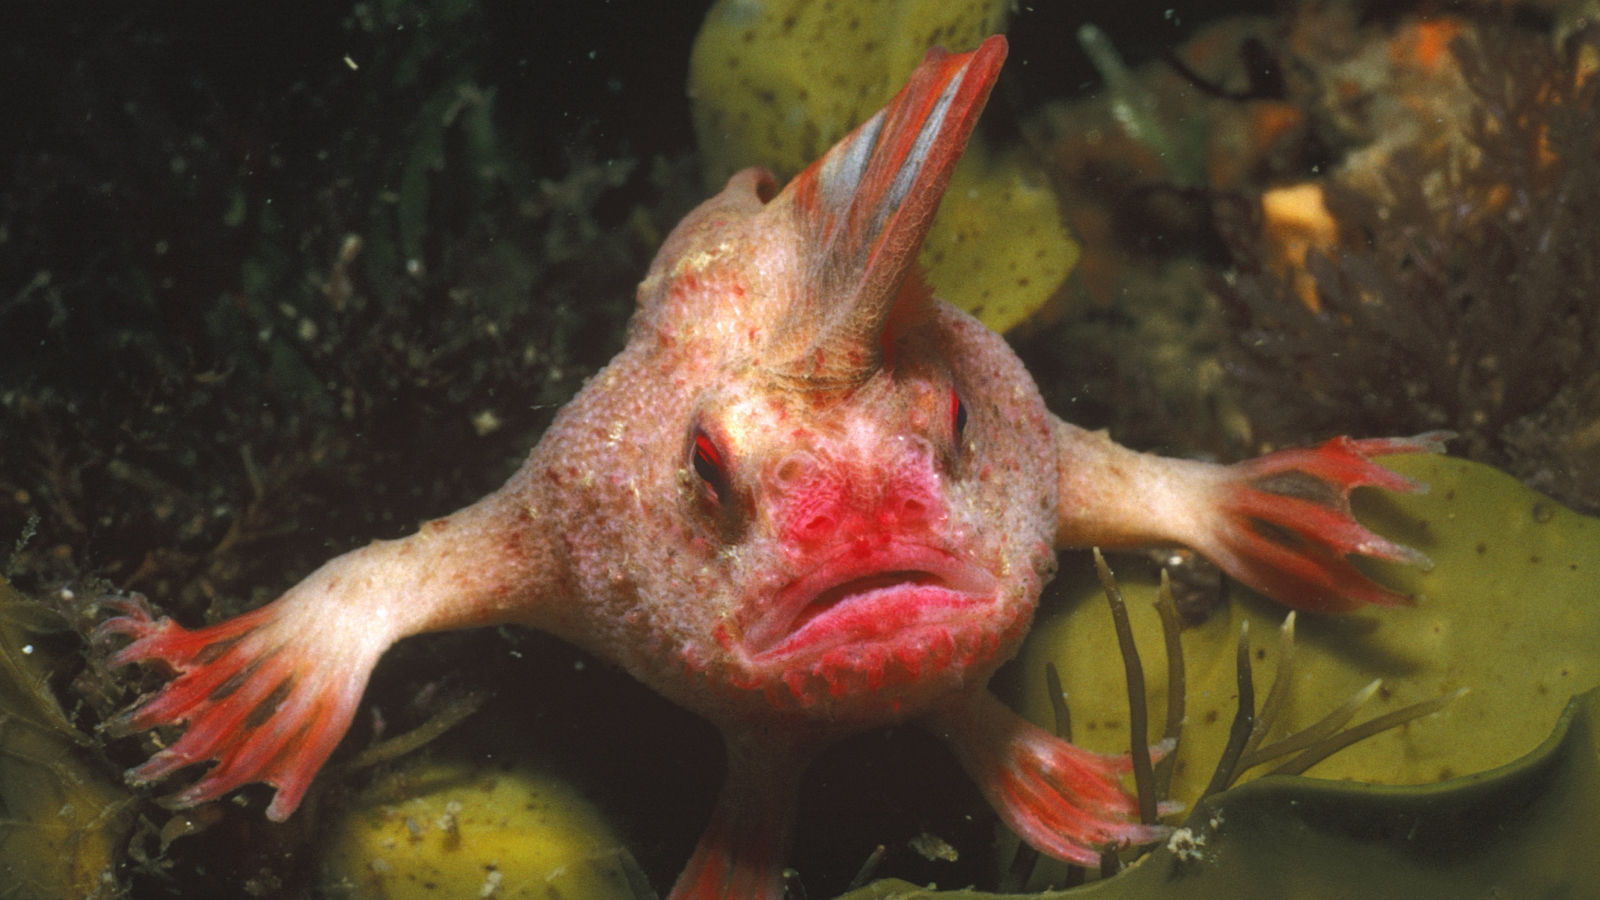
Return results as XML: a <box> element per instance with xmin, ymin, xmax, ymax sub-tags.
<box><xmin>692</xmin><ymin>430</ymin><xmax>730</xmax><ymax>503</ymax></box>
<box><xmin>950</xmin><ymin>390</ymin><xmax>968</xmax><ymax>437</ymax></box>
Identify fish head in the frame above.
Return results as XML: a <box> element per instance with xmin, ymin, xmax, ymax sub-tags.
<box><xmin>631</xmin><ymin>37</ymin><xmax>1057</xmax><ymax>726</ymax></box>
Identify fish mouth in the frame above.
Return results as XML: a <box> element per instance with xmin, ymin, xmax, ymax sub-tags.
<box><xmin>742</xmin><ymin>543</ymin><xmax>999</xmax><ymax>660</ymax></box>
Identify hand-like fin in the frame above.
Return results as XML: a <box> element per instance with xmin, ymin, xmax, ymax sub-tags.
<box><xmin>926</xmin><ymin>690</ymin><xmax>1170</xmax><ymax>866</ymax></box>
<box><xmin>1198</xmin><ymin>432</ymin><xmax>1452</xmax><ymax>612</ymax></box>
<box><xmin>94</xmin><ymin>486</ymin><xmax>564</xmax><ymax>820</ymax></box>
<box><xmin>97</xmin><ymin>595</ymin><xmax>385</xmax><ymax>821</ymax></box>
<box><xmin>1053</xmin><ymin>421</ymin><xmax>1452</xmax><ymax>614</ymax></box>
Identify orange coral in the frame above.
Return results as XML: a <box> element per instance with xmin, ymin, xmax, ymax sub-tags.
<box><xmin>1259</xmin><ymin>182</ymin><xmax>1338</xmax><ymax>313</ymax></box>
<box><xmin>1391</xmin><ymin>18</ymin><xmax>1465</xmax><ymax>74</ymax></box>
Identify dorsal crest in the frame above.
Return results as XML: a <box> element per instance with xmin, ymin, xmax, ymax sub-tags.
<box><xmin>765</xmin><ymin>35</ymin><xmax>1008</xmax><ymax>389</ymax></box>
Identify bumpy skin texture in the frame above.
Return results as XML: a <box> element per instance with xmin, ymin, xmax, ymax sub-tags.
<box><xmin>99</xmin><ymin>37</ymin><xmax>1446</xmax><ymax>900</ymax></box>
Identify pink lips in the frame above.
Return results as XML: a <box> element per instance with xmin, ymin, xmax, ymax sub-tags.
<box><xmin>742</xmin><ymin>543</ymin><xmax>998</xmax><ymax>659</ymax></box>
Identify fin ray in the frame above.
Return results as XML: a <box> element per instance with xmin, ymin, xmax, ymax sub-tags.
<box><xmin>773</xmin><ymin>35</ymin><xmax>1008</xmax><ymax>384</ymax></box>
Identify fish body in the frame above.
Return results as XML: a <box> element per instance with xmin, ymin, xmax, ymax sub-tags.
<box><xmin>101</xmin><ymin>36</ymin><xmax>1446</xmax><ymax>900</ymax></box>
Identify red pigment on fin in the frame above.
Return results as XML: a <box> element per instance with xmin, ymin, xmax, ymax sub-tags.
<box><xmin>97</xmin><ymin>596</ymin><xmax>383</xmax><ymax>821</ymax></box>
<box><xmin>929</xmin><ymin>691</ymin><xmax>1169</xmax><ymax>866</ymax></box>
<box><xmin>666</xmin><ymin>738</ymin><xmax>804</xmax><ymax>900</ymax></box>
<box><xmin>771</xmin><ymin>37</ymin><xmax>1005</xmax><ymax>384</ymax></box>
<box><xmin>1210</xmin><ymin>432</ymin><xmax>1450</xmax><ymax>612</ymax></box>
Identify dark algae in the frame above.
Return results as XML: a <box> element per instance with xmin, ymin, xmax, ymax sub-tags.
<box><xmin>1218</xmin><ymin>20</ymin><xmax>1600</xmax><ymax>514</ymax></box>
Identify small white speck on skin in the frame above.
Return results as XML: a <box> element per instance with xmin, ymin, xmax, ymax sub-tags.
<box><xmin>676</xmin><ymin>241</ymin><xmax>736</xmax><ymax>276</ymax></box>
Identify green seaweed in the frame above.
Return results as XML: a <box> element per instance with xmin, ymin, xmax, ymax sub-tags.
<box><xmin>1017</xmin><ymin>454</ymin><xmax>1600</xmax><ymax>818</ymax></box>
<box><xmin>0</xmin><ymin>577</ymin><xmax>136</xmax><ymax>899</ymax></box>
<box><xmin>836</xmin><ymin>684</ymin><xmax>1600</xmax><ymax>898</ymax></box>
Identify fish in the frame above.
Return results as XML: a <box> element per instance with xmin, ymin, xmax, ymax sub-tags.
<box><xmin>97</xmin><ymin>34</ymin><xmax>1448</xmax><ymax>900</ymax></box>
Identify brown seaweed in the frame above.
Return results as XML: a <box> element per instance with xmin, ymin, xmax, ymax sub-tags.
<box><xmin>1217</xmin><ymin>22</ymin><xmax>1600</xmax><ymax>513</ymax></box>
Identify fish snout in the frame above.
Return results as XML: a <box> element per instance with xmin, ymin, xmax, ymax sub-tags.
<box><xmin>769</xmin><ymin>451</ymin><xmax>946</xmax><ymax>553</ymax></box>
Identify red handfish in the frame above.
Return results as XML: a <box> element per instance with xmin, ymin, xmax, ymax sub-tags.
<box><xmin>99</xmin><ymin>35</ymin><xmax>1447</xmax><ymax>900</ymax></box>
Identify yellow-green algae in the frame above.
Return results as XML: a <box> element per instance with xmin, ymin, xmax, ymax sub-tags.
<box><xmin>918</xmin><ymin>139</ymin><xmax>1078</xmax><ymax>335</ymax></box>
<box><xmin>323</xmin><ymin>758</ymin><xmax>646</xmax><ymax>900</ymax></box>
<box><xmin>688</xmin><ymin>0</ymin><xmax>1076</xmax><ymax>333</ymax></box>
<box><xmin>838</xmin><ymin>686</ymin><xmax>1600</xmax><ymax>898</ymax></box>
<box><xmin>0</xmin><ymin>577</ymin><xmax>135</xmax><ymax>900</ymax></box>
<box><xmin>689</xmin><ymin>0</ymin><xmax>1013</xmax><ymax>186</ymax></box>
<box><xmin>1014</xmin><ymin>454</ymin><xmax>1599</xmax><ymax>819</ymax></box>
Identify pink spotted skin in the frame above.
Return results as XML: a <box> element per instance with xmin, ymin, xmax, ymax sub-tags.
<box><xmin>98</xmin><ymin>36</ymin><xmax>1451</xmax><ymax>900</ymax></box>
